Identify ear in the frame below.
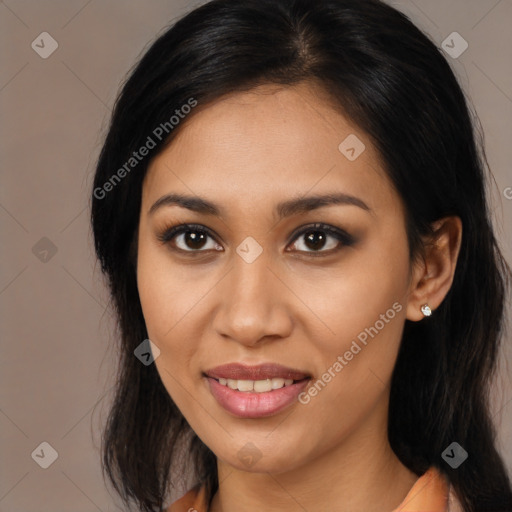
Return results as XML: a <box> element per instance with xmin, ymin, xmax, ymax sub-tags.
<box><xmin>406</xmin><ymin>216</ymin><xmax>462</xmax><ymax>321</ymax></box>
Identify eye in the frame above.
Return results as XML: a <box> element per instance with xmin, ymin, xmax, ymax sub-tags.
<box><xmin>157</xmin><ymin>222</ymin><xmax>354</xmax><ymax>256</ymax></box>
<box><xmin>157</xmin><ymin>223</ymin><xmax>223</xmax><ymax>253</ymax></box>
<box><xmin>287</xmin><ymin>223</ymin><xmax>355</xmax><ymax>255</ymax></box>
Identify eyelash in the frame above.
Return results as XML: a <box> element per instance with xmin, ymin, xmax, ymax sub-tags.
<box><xmin>156</xmin><ymin>222</ymin><xmax>355</xmax><ymax>258</ymax></box>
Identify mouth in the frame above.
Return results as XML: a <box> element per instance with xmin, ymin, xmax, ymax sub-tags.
<box><xmin>203</xmin><ymin>363</ymin><xmax>312</xmax><ymax>418</ymax></box>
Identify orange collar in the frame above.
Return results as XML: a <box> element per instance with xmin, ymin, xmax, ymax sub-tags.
<box><xmin>392</xmin><ymin>467</ymin><xmax>449</xmax><ymax>512</ymax></box>
<box><xmin>167</xmin><ymin>466</ymin><xmax>451</xmax><ymax>512</ymax></box>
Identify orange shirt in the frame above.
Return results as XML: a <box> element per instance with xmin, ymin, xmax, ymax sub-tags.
<box><xmin>165</xmin><ymin>466</ymin><xmax>463</xmax><ymax>512</ymax></box>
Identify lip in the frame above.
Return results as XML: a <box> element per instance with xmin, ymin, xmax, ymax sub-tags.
<box><xmin>204</xmin><ymin>362</ymin><xmax>310</xmax><ymax>381</ymax></box>
<box><xmin>205</xmin><ymin>376</ymin><xmax>310</xmax><ymax>418</ymax></box>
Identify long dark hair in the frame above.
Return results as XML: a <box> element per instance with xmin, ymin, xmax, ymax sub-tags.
<box><xmin>90</xmin><ymin>0</ymin><xmax>512</xmax><ymax>510</ymax></box>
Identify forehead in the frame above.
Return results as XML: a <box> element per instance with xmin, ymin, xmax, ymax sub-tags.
<box><xmin>142</xmin><ymin>82</ymin><xmax>396</xmax><ymax>215</ymax></box>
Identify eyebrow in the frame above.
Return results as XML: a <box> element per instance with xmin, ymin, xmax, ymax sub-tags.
<box><xmin>148</xmin><ymin>192</ymin><xmax>371</xmax><ymax>218</ymax></box>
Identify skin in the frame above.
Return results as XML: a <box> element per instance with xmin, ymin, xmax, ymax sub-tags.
<box><xmin>136</xmin><ymin>81</ymin><xmax>462</xmax><ymax>512</ymax></box>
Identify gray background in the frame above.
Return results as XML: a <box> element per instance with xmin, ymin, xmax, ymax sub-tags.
<box><xmin>1</xmin><ymin>1</ymin><xmax>511</xmax><ymax>510</ymax></box>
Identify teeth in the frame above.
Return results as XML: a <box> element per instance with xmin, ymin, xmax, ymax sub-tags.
<box><xmin>237</xmin><ymin>380</ymin><xmax>254</xmax><ymax>392</ymax></box>
<box><xmin>271</xmin><ymin>378</ymin><xmax>285</xmax><ymax>389</ymax></box>
<box><xmin>255</xmin><ymin>379</ymin><xmax>272</xmax><ymax>392</ymax></box>
<box><xmin>217</xmin><ymin>377</ymin><xmax>295</xmax><ymax>392</ymax></box>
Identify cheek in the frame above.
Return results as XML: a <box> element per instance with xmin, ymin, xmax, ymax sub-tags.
<box><xmin>290</xmin><ymin>228</ymin><xmax>410</xmax><ymax>360</ymax></box>
<box><xmin>291</xmin><ymin>251</ymin><xmax>409</xmax><ymax>450</ymax></box>
<box><xmin>136</xmin><ymin>235</ymin><xmax>200</xmax><ymax>384</ymax></box>
<box><xmin>137</xmin><ymin>250</ymin><xmax>204</xmax><ymax>420</ymax></box>
<box><xmin>137</xmin><ymin>231</ymin><xmax>202</xmax><ymax>342</ymax></box>
<box><xmin>292</xmin><ymin>231</ymin><xmax>410</xmax><ymax>427</ymax></box>
<box><xmin>137</xmin><ymin>243</ymin><xmax>175</xmax><ymax>341</ymax></box>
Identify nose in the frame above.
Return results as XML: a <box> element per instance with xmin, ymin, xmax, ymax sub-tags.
<box><xmin>211</xmin><ymin>251</ymin><xmax>293</xmax><ymax>347</ymax></box>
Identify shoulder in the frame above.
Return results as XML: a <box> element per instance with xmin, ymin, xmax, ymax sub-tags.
<box><xmin>392</xmin><ymin>466</ymin><xmax>461</xmax><ymax>512</ymax></box>
<box><xmin>164</xmin><ymin>483</ymin><xmax>207</xmax><ymax>512</ymax></box>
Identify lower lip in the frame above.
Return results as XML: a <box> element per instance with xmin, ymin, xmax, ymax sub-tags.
<box><xmin>206</xmin><ymin>377</ymin><xmax>310</xmax><ymax>419</ymax></box>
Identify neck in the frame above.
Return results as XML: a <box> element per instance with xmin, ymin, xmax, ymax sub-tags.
<box><xmin>209</xmin><ymin>396</ymin><xmax>418</xmax><ymax>512</ymax></box>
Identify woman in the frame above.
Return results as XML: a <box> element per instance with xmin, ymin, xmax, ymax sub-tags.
<box><xmin>90</xmin><ymin>0</ymin><xmax>512</xmax><ymax>511</ymax></box>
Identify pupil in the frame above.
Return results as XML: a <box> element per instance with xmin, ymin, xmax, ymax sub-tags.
<box><xmin>305</xmin><ymin>231</ymin><xmax>325</xmax><ymax>251</ymax></box>
<box><xmin>186</xmin><ymin>231</ymin><xmax>207</xmax><ymax>249</ymax></box>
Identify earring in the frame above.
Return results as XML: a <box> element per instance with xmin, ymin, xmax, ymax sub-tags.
<box><xmin>420</xmin><ymin>304</ymin><xmax>432</xmax><ymax>317</ymax></box>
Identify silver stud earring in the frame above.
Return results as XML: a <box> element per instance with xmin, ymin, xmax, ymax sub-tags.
<box><xmin>420</xmin><ymin>304</ymin><xmax>432</xmax><ymax>317</ymax></box>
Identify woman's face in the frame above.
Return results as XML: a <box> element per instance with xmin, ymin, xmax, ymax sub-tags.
<box><xmin>137</xmin><ymin>82</ymin><xmax>415</xmax><ymax>473</ymax></box>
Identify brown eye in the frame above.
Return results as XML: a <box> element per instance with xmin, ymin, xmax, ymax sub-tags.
<box><xmin>181</xmin><ymin>230</ymin><xmax>209</xmax><ymax>250</ymax></box>
<box><xmin>158</xmin><ymin>224</ymin><xmax>223</xmax><ymax>253</ymax></box>
<box><xmin>288</xmin><ymin>223</ymin><xmax>355</xmax><ymax>254</ymax></box>
<box><xmin>303</xmin><ymin>231</ymin><xmax>330</xmax><ymax>251</ymax></box>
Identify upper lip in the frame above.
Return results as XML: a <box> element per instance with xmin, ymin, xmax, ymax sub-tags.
<box><xmin>205</xmin><ymin>363</ymin><xmax>311</xmax><ymax>381</ymax></box>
